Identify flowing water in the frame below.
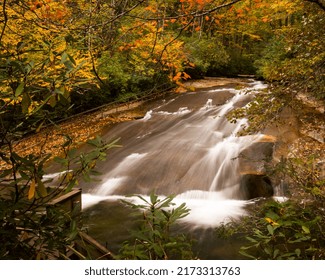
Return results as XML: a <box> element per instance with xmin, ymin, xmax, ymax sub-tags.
<box><xmin>80</xmin><ymin>78</ymin><xmax>270</xmax><ymax>258</ymax></box>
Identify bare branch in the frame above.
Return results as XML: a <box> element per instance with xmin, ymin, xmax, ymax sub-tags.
<box><xmin>0</xmin><ymin>0</ymin><xmax>8</xmax><ymax>43</ymax></box>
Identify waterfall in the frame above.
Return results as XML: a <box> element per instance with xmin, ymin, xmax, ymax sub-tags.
<box><xmin>82</xmin><ymin>80</ymin><xmax>269</xmax><ymax>227</ymax></box>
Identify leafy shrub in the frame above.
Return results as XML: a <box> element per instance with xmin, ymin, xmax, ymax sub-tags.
<box><xmin>0</xmin><ymin>131</ymin><xmax>117</xmax><ymax>259</ymax></box>
<box><xmin>118</xmin><ymin>192</ymin><xmax>194</xmax><ymax>260</ymax></box>
<box><xmin>239</xmin><ymin>200</ymin><xmax>325</xmax><ymax>260</ymax></box>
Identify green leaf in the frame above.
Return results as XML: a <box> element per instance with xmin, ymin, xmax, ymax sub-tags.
<box><xmin>68</xmin><ymin>54</ymin><xmax>76</xmax><ymax>65</ymax></box>
<box><xmin>49</xmin><ymin>95</ymin><xmax>57</xmax><ymax>108</ymax></box>
<box><xmin>246</xmin><ymin>236</ymin><xmax>258</xmax><ymax>243</ymax></box>
<box><xmin>58</xmin><ymin>94</ymin><xmax>69</xmax><ymax>106</ymax></box>
<box><xmin>311</xmin><ymin>187</ymin><xmax>322</xmax><ymax>196</ymax></box>
<box><xmin>264</xmin><ymin>247</ymin><xmax>271</xmax><ymax>256</ymax></box>
<box><xmin>152</xmin><ymin>230</ymin><xmax>162</xmax><ymax>238</ymax></box>
<box><xmin>295</xmin><ymin>248</ymin><xmax>301</xmax><ymax>257</ymax></box>
<box><xmin>36</xmin><ymin>178</ymin><xmax>47</xmax><ymax>197</ymax></box>
<box><xmin>150</xmin><ymin>191</ymin><xmax>158</xmax><ymax>205</ymax></box>
<box><xmin>61</xmin><ymin>52</ymin><xmax>68</xmax><ymax>63</ymax></box>
<box><xmin>21</xmin><ymin>92</ymin><xmax>31</xmax><ymax>113</ymax></box>
<box><xmin>66</xmin><ymin>178</ymin><xmax>78</xmax><ymax>193</ymax></box>
<box><xmin>302</xmin><ymin>225</ymin><xmax>310</xmax><ymax>234</ymax></box>
<box><xmin>239</xmin><ymin>250</ymin><xmax>257</xmax><ymax>259</ymax></box>
<box><xmin>54</xmin><ymin>156</ymin><xmax>69</xmax><ymax>166</ymax></box>
<box><xmin>82</xmin><ymin>172</ymin><xmax>91</xmax><ymax>182</ymax></box>
<box><xmin>15</xmin><ymin>82</ymin><xmax>24</xmax><ymax>97</ymax></box>
<box><xmin>267</xmin><ymin>224</ymin><xmax>274</xmax><ymax>235</ymax></box>
<box><xmin>25</xmin><ymin>61</ymin><xmax>34</xmax><ymax>74</ymax></box>
<box><xmin>158</xmin><ymin>196</ymin><xmax>174</xmax><ymax>208</ymax></box>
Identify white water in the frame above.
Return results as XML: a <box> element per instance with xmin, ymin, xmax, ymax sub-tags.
<box><xmin>82</xmin><ymin>80</ymin><xmax>269</xmax><ymax>228</ymax></box>
<box><xmin>95</xmin><ymin>153</ymin><xmax>147</xmax><ymax>195</ymax></box>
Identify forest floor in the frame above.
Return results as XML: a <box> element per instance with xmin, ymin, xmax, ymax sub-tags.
<box><xmin>7</xmin><ymin>102</ymin><xmax>147</xmax><ymax>162</ymax></box>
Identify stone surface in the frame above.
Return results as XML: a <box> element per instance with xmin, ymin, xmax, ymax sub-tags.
<box><xmin>239</xmin><ymin>136</ymin><xmax>275</xmax><ymax>175</ymax></box>
<box><xmin>240</xmin><ymin>174</ymin><xmax>274</xmax><ymax>200</ymax></box>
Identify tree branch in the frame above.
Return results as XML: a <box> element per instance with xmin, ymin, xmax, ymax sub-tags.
<box><xmin>0</xmin><ymin>0</ymin><xmax>8</xmax><ymax>43</ymax></box>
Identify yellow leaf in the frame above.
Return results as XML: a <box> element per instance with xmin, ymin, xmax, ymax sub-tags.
<box><xmin>66</xmin><ymin>172</ymin><xmax>73</xmax><ymax>182</ymax></box>
<box><xmin>28</xmin><ymin>179</ymin><xmax>36</xmax><ymax>200</ymax></box>
<box><xmin>265</xmin><ymin>217</ymin><xmax>272</xmax><ymax>223</ymax></box>
<box><xmin>49</xmin><ymin>52</ymin><xmax>55</xmax><ymax>63</ymax></box>
<box><xmin>265</xmin><ymin>217</ymin><xmax>279</xmax><ymax>226</ymax></box>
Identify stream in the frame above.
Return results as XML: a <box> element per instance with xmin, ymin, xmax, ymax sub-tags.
<box><xmin>80</xmin><ymin>78</ymin><xmax>274</xmax><ymax>259</ymax></box>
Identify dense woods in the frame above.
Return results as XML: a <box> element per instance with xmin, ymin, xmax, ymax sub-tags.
<box><xmin>0</xmin><ymin>0</ymin><xmax>324</xmax><ymax>259</ymax></box>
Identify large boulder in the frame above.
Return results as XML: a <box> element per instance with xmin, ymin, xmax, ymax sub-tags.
<box><xmin>239</xmin><ymin>135</ymin><xmax>276</xmax><ymax>175</ymax></box>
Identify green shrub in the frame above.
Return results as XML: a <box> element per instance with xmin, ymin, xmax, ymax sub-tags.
<box><xmin>239</xmin><ymin>200</ymin><xmax>325</xmax><ymax>260</ymax></box>
<box><xmin>118</xmin><ymin>192</ymin><xmax>194</xmax><ymax>260</ymax></box>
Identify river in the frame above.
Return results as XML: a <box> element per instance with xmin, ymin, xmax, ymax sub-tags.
<box><xmin>80</xmin><ymin>78</ymin><xmax>272</xmax><ymax>259</ymax></box>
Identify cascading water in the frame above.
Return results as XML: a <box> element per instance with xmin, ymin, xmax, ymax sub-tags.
<box><xmin>74</xmin><ymin>79</ymin><xmax>276</xmax><ymax>258</ymax></box>
<box><xmin>82</xmin><ymin>80</ymin><xmax>269</xmax><ymax>231</ymax></box>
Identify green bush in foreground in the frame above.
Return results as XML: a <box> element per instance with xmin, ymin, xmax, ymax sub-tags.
<box><xmin>119</xmin><ymin>192</ymin><xmax>194</xmax><ymax>260</ymax></box>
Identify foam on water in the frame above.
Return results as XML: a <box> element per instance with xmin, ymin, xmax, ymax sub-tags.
<box><xmin>82</xmin><ymin>191</ymin><xmax>248</xmax><ymax>228</ymax></box>
<box><xmin>42</xmin><ymin>170</ymin><xmax>72</xmax><ymax>180</ymax></box>
<box><xmin>142</xmin><ymin>110</ymin><xmax>153</xmax><ymax>121</ymax></box>
<box><xmin>250</xmin><ymin>80</ymin><xmax>268</xmax><ymax>90</ymax></box>
<box><xmin>156</xmin><ymin>107</ymin><xmax>192</xmax><ymax>115</ymax></box>
<box><xmin>174</xmin><ymin>190</ymin><xmax>250</xmax><ymax>227</ymax></box>
<box><xmin>178</xmin><ymin>197</ymin><xmax>248</xmax><ymax>227</ymax></box>
<box><xmin>96</xmin><ymin>177</ymin><xmax>127</xmax><ymax>196</ymax></box>
<box><xmin>82</xmin><ymin>194</ymin><xmax>126</xmax><ymax>209</ymax></box>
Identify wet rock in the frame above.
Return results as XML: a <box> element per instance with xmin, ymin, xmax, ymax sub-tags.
<box><xmin>239</xmin><ymin>135</ymin><xmax>276</xmax><ymax>175</ymax></box>
<box><xmin>240</xmin><ymin>174</ymin><xmax>274</xmax><ymax>200</ymax></box>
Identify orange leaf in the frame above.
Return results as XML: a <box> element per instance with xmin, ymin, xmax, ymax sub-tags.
<box><xmin>28</xmin><ymin>179</ymin><xmax>36</xmax><ymax>200</ymax></box>
<box><xmin>172</xmin><ymin>72</ymin><xmax>182</xmax><ymax>81</ymax></box>
<box><xmin>183</xmin><ymin>72</ymin><xmax>191</xmax><ymax>80</ymax></box>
